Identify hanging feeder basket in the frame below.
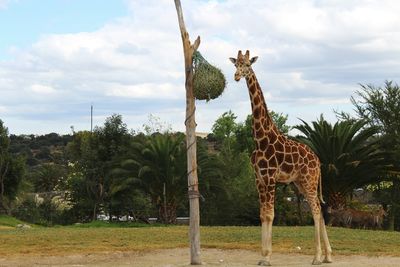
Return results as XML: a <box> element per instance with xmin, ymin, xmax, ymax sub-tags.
<box><xmin>192</xmin><ymin>51</ymin><xmax>226</xmax><ymax>101</ymax></box>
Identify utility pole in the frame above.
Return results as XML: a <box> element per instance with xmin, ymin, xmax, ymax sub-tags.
<box><xmin>174</xmin><ymin>0</ymin><xmax>201</xmax><ymax>264</ymax></box>
<box><xmin>90</xmin><ymin>104</ymin><xmax>93</xmax><ymax>133</ymax></box>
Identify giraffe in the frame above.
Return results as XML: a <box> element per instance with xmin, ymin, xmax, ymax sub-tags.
<box><xmin>229</xmin><ymin>50</ymin><xmax>332</xmax><ymax>266</ymax></box>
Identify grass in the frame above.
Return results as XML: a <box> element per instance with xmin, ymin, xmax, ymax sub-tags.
<box><xmin>67</xmin><ymin>220</ymin><xmax>166</xmax><ymax>228</ymax></box>
<box><xmin>0</xmin><ymin>223</ymin><xmax>399</xmax><ymax>257</ymax></box>
<box><xmin>0</xmin><ymin>215</ymin><xmax>30</xmax><ymax>228</ymax></box>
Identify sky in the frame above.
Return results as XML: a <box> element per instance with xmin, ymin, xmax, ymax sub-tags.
<box><xmin>1</xmin><ymin>0</ymin><xmax>400</xmax><ymax>135</ymax></box>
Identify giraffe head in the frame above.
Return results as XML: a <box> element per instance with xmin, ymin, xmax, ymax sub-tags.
<box><xmin>229</xmin><ymin>50</ymin><xmax>258</xmax><ymax>81</ymax></box>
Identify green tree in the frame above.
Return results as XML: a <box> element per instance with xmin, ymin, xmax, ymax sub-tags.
<box><xmin>199</xmin><ymin>140</ymin><xmax>257</xmax><ymax>225</ymax></box>
<box><xmin>0</xmin><ymin>120</ymin><xmax>26</xmax><ymax>214</ymax></box>
<box><xmin>348</xmin><ymin>81</ymin><xmax>400</xmax><ymax>230</ymax></box>
<box><xmin>210</xmin><ymin>110</ymin><xmax>238</xmax><ymax>153</ymax></box>
<box><xmin>66</xmin><ymin>114</ymin><xmax>131</xmax><ymax>221</ymax></box>
<box><xmin>30</xmin><ymin>163</ymin><xmax>67</xmax><ymax>192</ymax></box>
<box><xmin>131</xmin><ymin>133</ymin><xmax>187</xmax><ymax>223</ymax></box>
<box><xmin>204</xmin><ymin>110</ymin><xmax>293</xmax><ymax>225</ymax></box>
<box><xmin>211</xmin><ymin>111</ymin><xmax>237</xmax><ymax>141</ymax></box>
<box><xmin>295</xmin><ymin>116</ymin><xmax>388</xmax><ymax>208</ymax></box>
<box><xmin>234</xmin><ymin>115</ymin><xmax>254</xmax><ymax>154</ymax></box>
<box><xmin>212</xmin><ymin>110</ymin><xmax>290</xmax><ymax>155</ymax></box>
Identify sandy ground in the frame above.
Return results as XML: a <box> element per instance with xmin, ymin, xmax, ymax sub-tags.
<box><xmin>1</xmin><ymin>248</ymin><xmax>400</xmax><ymax>267</ymax></box>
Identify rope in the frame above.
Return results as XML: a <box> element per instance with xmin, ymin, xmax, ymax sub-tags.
<box><xmin>184</xmin><ymin>106</ymin><xmax>196</xmax><ymax>127</ymax></box>
<box><xmin>185</xmin><ymin>93</ymin><xmax>199</xmax><ymax>199</ymax></box>
<box><xmin>192</xmin><ymin>51</ymin><xmax>208</xmax><ymax>69</ymax></box>
<box><xmin>184</xmin><ymin>51</ymin><xmax>204</xmax><ymax>200</ymax></box>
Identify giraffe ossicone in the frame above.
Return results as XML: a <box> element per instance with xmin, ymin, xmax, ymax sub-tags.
<box><xmin>230</xmin><ymin>50</ymin><xmax>333</xmax><ymax>265</ymax></box>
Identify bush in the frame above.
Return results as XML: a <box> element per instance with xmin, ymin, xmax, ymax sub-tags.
<box><xmin>13</xmin><ymin>195</ymin><xmax>73</xmax><ymax>226</ymax></box>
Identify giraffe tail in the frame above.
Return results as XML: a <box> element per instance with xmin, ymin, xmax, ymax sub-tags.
<box><xmin>318</xmin><ymin>172</ymin><xmax>325</xmax><ymax>204</ymax></box>
<box><xmin>318</xmin><ymin>172</ymin><xmax>330</xmax><ymax>224</ymax></box>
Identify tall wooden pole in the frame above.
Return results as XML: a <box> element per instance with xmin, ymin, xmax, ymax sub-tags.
<box><xmin>174</xmin><ymin>0</ymin><xmax>201</xmax><ymax>265</ymax></box>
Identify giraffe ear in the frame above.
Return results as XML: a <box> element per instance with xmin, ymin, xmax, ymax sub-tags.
<box><xmin>250</xmin><ymin>56</ymin><xmax>258</xmax><ymax>64</ymax></box>
<box><xmin>229</xmin><ymin>57</ymin><xmax>237</xmax><ymax>64</ymax></box>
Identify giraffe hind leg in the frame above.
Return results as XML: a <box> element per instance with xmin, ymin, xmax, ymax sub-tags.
<box><xmin>304</xmin><ymin>193</ymin><xmax>323</xmax><ymax>265</ymax></box>
<box><xmin>320</xmin><ymin>215</ymin><xmax>333</xmax><ymax>263</ymax></box>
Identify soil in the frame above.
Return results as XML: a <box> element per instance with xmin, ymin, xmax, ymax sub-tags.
<box><xmin>1</xmin><ymin>248</ymin><xmax>400</xmax><ymax>267</ymax></box>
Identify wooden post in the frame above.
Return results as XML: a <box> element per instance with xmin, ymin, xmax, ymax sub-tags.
<box><xmin>174</xmin><ymin>0</ymin><xmax>201</xmax><ymax>265</ymax></box>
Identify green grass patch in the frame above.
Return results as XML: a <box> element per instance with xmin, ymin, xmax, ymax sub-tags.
<box><xmin>0</xmin><ymin>225</ymin><xmax>399</xmax><ymax>257</ymax></box>
<box><xmin>0</xmin><ymin>215</ymin><xmax>29</xmax><ymax>228</ymax></box>
<box><xmin>66</xmin><ymin>220</ymin><xmax>166</xmax><ymax>228</ymax></box>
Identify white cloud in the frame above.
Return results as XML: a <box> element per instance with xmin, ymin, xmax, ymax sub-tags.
<box><xmin>30</xmin><ymin>84</ymin><xmax>56</xmax><ymax>94</ymax></box>
<box><xmin>105</xmin><ymin>83</ymin><xmax>183</xmax><ymax>99</ymax></box>
<box><xmin>1</xmin><ymin>0</ymin><xmax>400</xmax><ymax>134</ymax></box>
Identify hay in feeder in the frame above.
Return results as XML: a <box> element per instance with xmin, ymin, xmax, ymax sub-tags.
<box><xmin>192</xmin><ymin>51</ymin><xmax>226</xmax><ymax>101</ymax></box>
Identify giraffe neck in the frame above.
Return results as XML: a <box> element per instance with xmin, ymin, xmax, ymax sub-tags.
<box><xmin>245</xmin><ymin>70</ymin><xmax>280</xmax><ymax>142</ymax></box>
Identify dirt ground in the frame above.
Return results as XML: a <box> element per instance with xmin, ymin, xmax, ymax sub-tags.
<box><xmin>1</xmin><ymin>248</ymin><xmax>400</xmax><ymax>267</ymax></box>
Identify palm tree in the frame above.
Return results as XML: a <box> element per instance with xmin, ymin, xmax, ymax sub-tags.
<box><xmin>121</xmin><ymin>133</ymin><xmax>187</xmax><ymax>223</ymax></box>
<box><xmin>31</xmin><ymin>163</ymin><xmax>66</xmax><ymax>192</ymax></box>
<box><xmin>295</xmin><ymin>116</ymin><xmax>389</xmax><ymax>208</ymax></box>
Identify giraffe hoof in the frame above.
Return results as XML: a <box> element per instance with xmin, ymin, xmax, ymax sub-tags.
<box><xmin>258</xmin><ymin>260</ymin><xmax>271</xmax><ymax>266</ymax></box>
<box><xmin>323</xmin><ymin>256</ymin><xmax>333</xmax><ymax>263</ymax></box>
<box><xmin>312</xmin><ymin>259</ymin><xmax>322</xmax><ymax>265</ymax></box>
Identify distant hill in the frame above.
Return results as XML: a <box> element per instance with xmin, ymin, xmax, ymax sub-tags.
<box><xmin>9</xmin><ymin>133</ymin><xmax>72</xmax><ymax>167</ymax></box>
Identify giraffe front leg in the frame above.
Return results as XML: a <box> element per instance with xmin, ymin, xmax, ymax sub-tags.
<box><xmin>254</xmin><ymin>165</ymin><xmax>276</xmax><ymax>266</ymax></box>
<box><xmin>258</xmin><ymin>200</ymin><xmax>275</xmax><ymax>266</ymax></box>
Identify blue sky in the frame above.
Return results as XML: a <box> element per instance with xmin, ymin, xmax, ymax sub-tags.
<box><xmin>0</xmin><ymin>0</ymin><xmax>128</xmax><ymax>59</ymax></box>
<box><xmin>1</xmin><ymin>0</ymin><xmax>400</xmax><ymax>135</ymax></box>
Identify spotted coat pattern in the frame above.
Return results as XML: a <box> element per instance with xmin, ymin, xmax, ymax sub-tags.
<box><xmin>230</xmin><ymin>50</ymin><xmax>332</xmax><ymax>265</ymax></box>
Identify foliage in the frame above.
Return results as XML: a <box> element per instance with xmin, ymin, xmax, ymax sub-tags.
<box><xmin>234</xmin><ymin>111</ymin><xmax>290</xmax><ymax>155</ymax></box>
<box><xmin>66</xmin><ymin>114</ymin><xmax>132</xmax><ymax>221</ymax></box>
<box><xmin>4</xmin><ymin>101</ymin><xmax>396</xmax><ymax>230</ymax></box>
<box><xmin>205</xmin><ymin>110</ymin><xmax>299</xmax><ymax>225</ymax></box>
<box><xmin>120</xmin><ymin>133</ymin><xmax>187</xmax><ymax>223</ymax></box>
<box><xmin>211</xmin><ymin>110</ymin><xmax>237</xmax><ymax>143</ymax></box>
<box><xmin>342</xmin><ymin>81</ymin><xmax>400</xmax><ymax>230</ymax></box>
<box><xmin>270</xmin><ymin>111</ymin><xmax>291</xmax><ymax>135</ymax></box>
<box><xmin>351</xmin><ymin>81</ymin><xmax>400</xmax><ymax>139</ymax></box>
<box><xmin>295</xmin><ymin>115</ymin><xmax>388</xmax><ymax>207</ymax></box>
<box><xmin>200</xmin><ymin>146</ymin><xmax>258</xmax><ymax>225</ymax></box>
<box><xmin>211</xmin><ymin>110</ymin><xmax>290</xmax><ymax>154</ymax></box>
<box><xmin>234</xmin><ymin>114</ymin><xmax>254</xmax><ymax>154</ymax></box>
<box><xmin>9</xmin><ymin>133</ymin><xmax>72</xmax><ymax>167</ymax></box>
<box><xmin>29</xmin><ymin>163</ymin><xmax>67</xmax><ymax>192</ymax></box>
<box><xmin>141</xmin><ymin>114</ymin><xmax>172</xmax><ymax>135</ymax></box>
<box><xmin>0</xmin><ymin>120</ymin><xmax>26</xmax><ymax>214</ymax></box>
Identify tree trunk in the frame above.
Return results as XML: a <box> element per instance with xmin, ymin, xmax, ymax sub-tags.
<box><xmin>174</xmin><ymin>0</ymin><xmax>201</xmax><ymax>264</ymax></box>
<box><xmin>328</xmin><ymin>191</ymin><xmax>347</xmax><ymax>209</ymax></box>
<box><xmin>92</xmin><ymin>202</ymin><xmax>97</xmax><ymax>221</ymax></box>
<box><xmin>0</xmin><ymin>161</ymin><xmax>9</xmax><ymax>215</ymax></box>
<box><xmin>388</xmin><ymin>179</ymin><xmax>400</xmax><ymax>231</ymax></box>
<box><xmin>292</xmin><ymin>185</ymin><xmax>304</xmax><ymax>225</ymax></box>
<box><xmin>159</xmin><ymin>203</ymin><xmax>178</xmax><ymax>224</ymax></box>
